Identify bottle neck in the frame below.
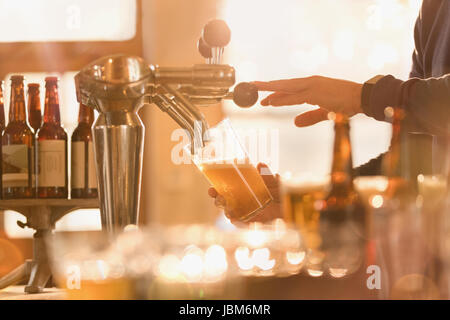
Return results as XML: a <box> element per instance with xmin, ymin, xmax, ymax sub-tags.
<box><xmin>9</xmin><ymin>81</ymin><xmax>27</xmax><ymax>122</ymax></box>
<box><xmin>0</xmin><ymin>86</ymin><xmax>5</xmax><ymax>131</ymax></box>
<box><xmin>28</xmin><ymin>88</ymin><xmax>41</xmax><ymax>113</ymax></box>
<box><xmin>77</xmin><ymin>103</ymin><xmax>94</xmax><ymax>125</ymax></box>
<box><xmin>330</xmin><ymin>114</ymin><xmax>354</xmax><ymax>195</ymax></box>
<box><xmin>43</xmin><ymin>83</ymin><xmax>61</xmax><ymax>125</ymax></box>
<box><xmin>382</xmin><ymin>107</ymin><xmax>413</xmax><ymax>197</ymax></box>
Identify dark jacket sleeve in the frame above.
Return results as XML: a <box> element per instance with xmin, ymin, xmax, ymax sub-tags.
<box><xmin>409</xmin><ymin>9</ymin><xmax>424</xmax><ymax>79</ymax></box>
<box><xmin>364</xmin><ymin>74</ymin><xmax>450</xmax><ymax>136</ymax></box>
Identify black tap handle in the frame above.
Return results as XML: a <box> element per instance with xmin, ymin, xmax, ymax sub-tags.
<box><xmin>202</xmin><ymin>19</ymin><xmax>231</xmax><ymax>48</ymax></box>
<box><xmin>197</xmin><ymin>37</ymin><xmax>212</xmax><ymax>59</ymax></box>
<box><xmin>233</xmin><ymin>82</ymin><xmax>258</xmax><ymax>108</ymax></box>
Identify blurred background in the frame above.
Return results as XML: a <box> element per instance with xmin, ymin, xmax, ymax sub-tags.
<box><xmin>0</xmin><ymin>0</ymin><xmax>422</xmax><ymax>277</ymax></box>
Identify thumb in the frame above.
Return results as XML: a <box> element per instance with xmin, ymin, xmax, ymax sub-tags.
<box><xmin>294</xmin><ymin>108</ymin><xmax>329</xmax><ymax>127</ymax></box>
<box><xmin>257</xmin><ymin>163</ymin><xmax>278</xmax><ymax>188</ymax></box>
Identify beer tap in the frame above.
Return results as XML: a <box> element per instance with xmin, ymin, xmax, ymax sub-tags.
<box><xmin>74</xmin><ymin>19</ymin><xmax>260</xmax><ymax>233</ymax></box>
<box><xmin>202</xmin><ymin>19</ymin><xmax>231</xmax><ymax>64</ymax></box>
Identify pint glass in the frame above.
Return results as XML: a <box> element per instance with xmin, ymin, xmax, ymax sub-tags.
<box><xmin>190</xmin><ymin>119</ymin><xmax>272</xmax><ymax>222</ymax></box>
<box><xmin>281</xmin><ymin>174</ymin><xmax>329</xmax><ymax>252</ymax></box>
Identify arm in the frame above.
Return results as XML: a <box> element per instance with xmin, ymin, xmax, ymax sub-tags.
<box><xmin>365</xmin><ymin>74</ymin><xmax>450</xmax><ymax>136</ymax></box>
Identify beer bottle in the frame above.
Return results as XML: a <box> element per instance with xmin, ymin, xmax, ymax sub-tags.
<box><xmin>319</xmin><ymin>112</ymin><xmax>366</xmax><ymax>274</ymax></box>
<box><xmin>36</xmin><ymin>77</ymin><xmax>68</xmax><ymax>198</ymax></box>
<box><xmin>2</xmin><ymin>75</ymin><xmax>35</xmax><ymax>199</ymax></box>
<box><xmin>0</xmin><ymin>81</ymin><xmax>5</xmax><ymax>132</ymax></box>
<box><xmin>71</xmin><ymin>103</ymin><xmax>97</xmax><ymax>198</ymax></box>
<box><xmin>0</xmin><ymin>81</ymin><xmax>5</xmax><ymax>198</ymax></box>
<box><xmin>382</xmin><ymin>107</ymin><xmax>414</xmax><ymax>200</ymax></box>
<box><xmin>27</xmin><ymin>83</ymin><xmax>42</xmax><ymax>133</ymax></box>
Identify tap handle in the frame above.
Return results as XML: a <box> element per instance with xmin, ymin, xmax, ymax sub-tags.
<box><xmin>197</xmin><ymin>37</ymin><xmax>212</xmax><ymax>61</ymax></box>
<box><xmin>201</xmin><ymin>19</ymin><xmax>231</xmax><ymax>64</ymax></box>
<box><xmin>232</xmin><ymin>82</ymin><xmax>258</xmax><ymax>108</ymax></box>
<box><xmin>202</xmin><ymin>19</ymin><xmax>231</xmax><ymax>48</ymax></box>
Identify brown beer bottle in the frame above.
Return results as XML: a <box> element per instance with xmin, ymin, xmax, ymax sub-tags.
<box><xmin>0</xmin><ymin>81</ymin><xmax>5</xmax><ymax>132</ymax></box>
<box><xmin>0</xmin><ymin>81</ymin><xmax>5</xmax><ymax>198</ymax></box>
<box><xmin>27</xmin><ymin>83</ymin><xmax>42</xmax><ymax>133</ymax></box>
<box><xmin>36</xmin><ymin>77</ymin><xmax>68</xmax><ymax>198</ymax></box>
<box><xmin>2</xmin><ymin>75</ymin><xmax>35</xmax><ymax>199</ymax></box>
<box><xmin>319</xmin><ymin>113</ymin><xmax>366</xmax><ymax>273</ymax></box>
<box><xmin>382</xmin><ymin>107</ymin><xmax>413</xmax><ymax>200</ymax></box>
<box><xmin>71</xmin><ymin>103</ymin><xmax>97</xmax><ymax>198</ymax></box>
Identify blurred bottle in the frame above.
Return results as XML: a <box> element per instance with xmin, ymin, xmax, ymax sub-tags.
<box><xmin>318</xmin><ymin>112</ymin><xmax>366</xmax><ymax>275</ymax></box>
<box><xmin>0</xmin><ymin>81</ymin><xmax>5</xmax><ymax>132</ymax></box>
<box><xmin>71</xmin><ymin>103</ymin><xmax>97</xmax><ymax>198</ymax></box>
<box><xmin>382</xmin><ymin>107</ymin><xmax>415</xmax><ymax>200</ymax></box>
<box><xmin>377</xmin><ymin>107</ymin><xmax>437</xmax><ymax>299</ymax></box>
<box><xmin>36</xmin><ymin>77</ymin><xmax>68</xmax><ymax>198</ymax></box>
<box><xmin>27</xmin><ymin>83</ymin><xmax>42</xmax><ymax>191</ymax></box>
<box><xmin>2</xmin><ymin>75</ymin><xmax>35</xmax><ymax>199</ymax></box>
<box><xmin>27</xmin><ymin>83</ymin><xmax>42</xmax><ymax>133</ymax></box>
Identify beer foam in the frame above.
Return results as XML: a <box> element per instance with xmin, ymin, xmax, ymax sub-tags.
<box><xmin>281</xmin><ymin>174</ymin><xmax>329</xmax><ymax>193</ymax></box>
<box><xmin>353</xmin><ymin>176</ymin><xmax>388</xmax><ymax>193</ymax></box>
<box><xmin>197</xmin><ymin>158</ymin><xmax>254</xmax><ymax>170</ymax></box>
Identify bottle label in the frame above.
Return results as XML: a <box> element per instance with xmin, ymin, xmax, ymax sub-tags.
<box><xmin>71</xmin><ymin>141</ymin><xmax>97</xmax><ymax>189</ymax></box>
<box><xmin>2</xmin><ymin>144</ymin><xmax>33</xmax><ymax>187</ymax></box>
<box><xmin>38</xmin><ymin>140</ymin><xmax>66</xmax><ymax>187</ymax></box>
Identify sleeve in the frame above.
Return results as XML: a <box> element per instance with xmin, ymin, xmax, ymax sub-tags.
<box><xmin>409</xmin><ymin>9</ymin><xmax>424</xmax><ymax>79</ymax></box>
<box><xmin>353</xmin><ymin>152</ymin><xmax>385</xmax><ymax>177</ymax></box>
<box><xmin>364</xmin><ymin>75</ymin><xmax>450</xmax><ymax>136</ymax></box>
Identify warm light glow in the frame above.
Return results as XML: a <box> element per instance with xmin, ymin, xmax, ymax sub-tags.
<box><xmin>370</xmin><ymin>194</ymin><xmax>384</xmax><ymax>208</ymax></box>
<box><xmin>367</xmin><ymin>43</ymin><xmax>399</xmax><ymax>70</ymax></box>
<box><xmin>286</xmin><ymin>251</ymin><xmax>306</xmax><ymax>265</ymax></box>
<box><xmin>204</xmin><ymin>245</ymin><xmax>228</xmax><ymax>278</ymax></box>
<box><xmin>235</xmin><ymin>246</ymin><xmax>253</xmax><ymax>271</ymax></box>
<box><xmin>252</xmin><ymin>248</ymin><xmax>276</xmax><ymax>271</ymax></box>
<box><xmin>329</xmin><ymin>267</ymin><xmax>348</xmax><ymax>278</ymax></box>
<box><xmin>333</xmin><ymin>30</ymin><xmax>355</xmax><ymax>60</ymax></box>
<box><xmin>0</xmin><ymin>0</ymin><xmax>137</xmax><ymax>42</ymax></box>
<box><xmin>307</xmin><ymin>268</ymin><xmax>324</xmax><ymax>277</ymax></box>
<box><xmin>243</xmin><ymin>229</ymin><xmax>268</xmax><ymax>248</ymax></box>
<box><xmin>181</xmin><ymin>249</ymin><xmax>204</xmax><ymax>281</ymax></box>
<box><xmin>220</xmin><ymin>0</ymin><xmax>419</xmax><ymax>175</ymax></box>
<box><xmin>158</xmin><ymin>254</ymin><xmax>181</xmax><ymax>281</ymax></box>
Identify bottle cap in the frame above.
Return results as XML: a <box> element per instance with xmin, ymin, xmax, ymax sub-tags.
<box><xmin>10</xmin><ymin>75</ymin><xmax>24</xmax><ymax>83</ymax></box>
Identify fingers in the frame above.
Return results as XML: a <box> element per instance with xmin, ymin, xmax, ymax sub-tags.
<box><xmin>257</xmin><ymin>163</ymin><xmax>277</xmax><ymax>187</ymax></box>
<box><xmin>262</xmin><ymin>92</ymin><xmax>310</xmax><ymax>107</ymax></box>
<box><xmin>214</xmin><ymin>194</ymin><xmax>226</xmax><ymax>209</ymax></box>
<box><xmin>260</xmin><ymin>92</ymin><xmax>290</xmax><ymax>106</ymax></box>
<box><xmin>208</xmin><ymin>187</ymin><xmax>218</xmax><ymax>198</ymax></box>
<box><xmin>252</xmin><ymin>78</ymin><xmax>313</xmax><ymax>93</ymax></box>
<box><xmin>294</xmin><ymin>108</ymin><xmax>329</xmax><ymax>127</ymax></box>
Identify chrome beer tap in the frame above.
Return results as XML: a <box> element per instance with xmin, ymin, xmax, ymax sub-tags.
<box><xmin>74</xmin><ymin>19</ymin><xmax>259</xmax><ymax>233</ymax></box>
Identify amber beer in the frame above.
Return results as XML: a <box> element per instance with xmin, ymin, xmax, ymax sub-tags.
<box><xmin>199</xmin><ymin>160</ymin><xmax>272</xmax><ymax>221</ymax></box>
<box><xmin>282</xmin><ymin>177</ymin><xmax>328</xmax><ymax>251</ymax></box>
<box><xmin>2</xmin><ymin>76</ymin><xmax>35</xmax><ymax>199</ymax></box>
<box><xmin>382</xmin><ymin>107</ymin><xmax>412</xmax><ymax>199</ymax></box>
<box><xmin>0</xmin><ymin>81</ymin><xmax>5</xmax><ymax>198</ymax></box>
<box><xmin>318</xmin><ymin>113</ymin><xmax>366</xmax><ymax>273</ymax></box>
<box><xmin>71</xmin><ymin>103</ymin><xmax>97</xmax><ymax>198</ymax></box>
<box><xmin>36</xmin><ymin>77</ymin><xmax>68</xmax><ymax>198</ymax></box>
<box><xmin>0</xmin><ymin>81</ymin><xmax>5</xmax><ymax>132</ymax></box>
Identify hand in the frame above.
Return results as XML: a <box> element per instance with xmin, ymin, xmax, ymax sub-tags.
<box><xmin>208</xmin><ymin>163</ymin><xmax>282</xmax><ymax>226</ymax></box>
<box><xmin>253</xmin><ymin>76</ymin><xmax>363</xmax><ymax>127</ymax></box>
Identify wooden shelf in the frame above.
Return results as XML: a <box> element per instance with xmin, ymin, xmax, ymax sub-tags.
<box><xmin>0</xmin><ymin>198</ymin><xmax>101</xmax><ymax>294</ymax></box>
<box><xmin>0</xmin><ymin>198</ymin><xmax>99</xmax><ymax>208</ymax></box>
<box><xmin>0</xmin><ymin>198</ymin><xmax>99</xmax><ymax>231</ymax></box>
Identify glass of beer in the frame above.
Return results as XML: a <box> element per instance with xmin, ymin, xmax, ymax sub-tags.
<box><xmin>281</xmin><ymin>173</ymin><xmax>329</xmax><ymax>250</ymax></box>
<box><xmin>189</xmin><ymin>119</ymin><xmax>273</xmax><ymax>222</ymax></box>
<box><xmin>280</xmin><ymin>173</ymin><xmax>329</xmax><ymax>275</ymax></box>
